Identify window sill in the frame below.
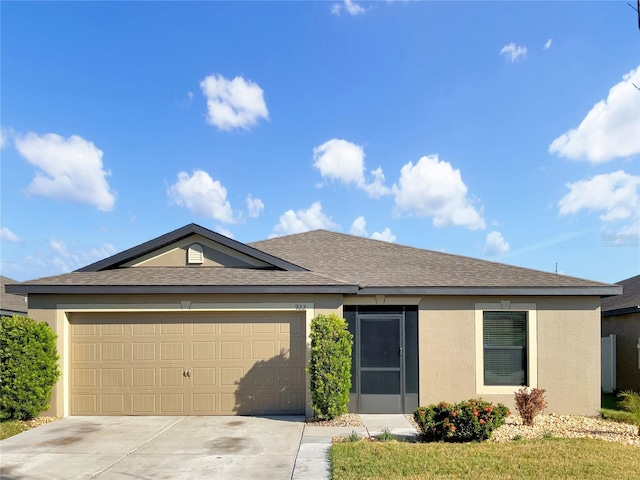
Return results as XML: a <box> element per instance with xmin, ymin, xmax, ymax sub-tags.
<box><xmin>477</xmin><ymin>385</ymin><xmax>534</xmax><ymax>395</ymax></box>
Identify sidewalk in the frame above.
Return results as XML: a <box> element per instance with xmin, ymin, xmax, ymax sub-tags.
<box><xmin>292</xmin><ymin>414</ymin><xmax>419</xmax><ymax>480</ymax></box>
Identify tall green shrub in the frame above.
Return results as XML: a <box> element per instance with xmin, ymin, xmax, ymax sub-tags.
<box><xmin>307</xmin><ymin>313</ymin><xmax>353</xmax><ymax>419</ymax></box>
<box><xmin>0</xmin><ymin>315</ymin><xmax>60</xmax><ymax>420</ymax></box>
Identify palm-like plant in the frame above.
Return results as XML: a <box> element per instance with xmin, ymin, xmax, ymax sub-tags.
<box><xmin>618</xmin><ymin>390</ymin><xmax>640</xmax><ymax>436</ymax></box>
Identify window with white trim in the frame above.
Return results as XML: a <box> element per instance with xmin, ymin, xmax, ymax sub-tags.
<box><xmin>475</xmin><ymin>302</ymin><xmax>537</xmax><ymax>394</ymax></box>
<box><xmin>483</xmin><ymin>311</ymin><xmax>527</xmax><ymax>386</ymax></box>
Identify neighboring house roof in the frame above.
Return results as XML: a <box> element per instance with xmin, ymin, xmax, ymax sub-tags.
<box><xmin>6</xmin><ymin>224</ymin><xmax>621</xmax><ymax>297</ymax></box>
<box><xmin>601</xmin><ymin>274</ymin><xmax>640</xmax><ymax>317</ymax></box>
<box><xmin>1</xmin><ymin>275</ymin><xmax>28</xmax><ymax>315</ymax></box>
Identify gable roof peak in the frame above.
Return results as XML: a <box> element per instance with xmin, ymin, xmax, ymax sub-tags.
<box><xmin>77</xmin><ymin>223</ymin><xmax>307</xmax><ymax>273</ymax></box>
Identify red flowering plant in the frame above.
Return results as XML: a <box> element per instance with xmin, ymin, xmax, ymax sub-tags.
<box><xmin>414</xmin><ymin>398</ymin><xmax>510</xmax><ymax>442</ymax></box>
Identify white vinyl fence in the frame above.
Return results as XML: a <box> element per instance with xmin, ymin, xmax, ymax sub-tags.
<box><xmin>601</xmin><ymin>334</ymin><xmax>616</xmax><ymax>393</ymax></box>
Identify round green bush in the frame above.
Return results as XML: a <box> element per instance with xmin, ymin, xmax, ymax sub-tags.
<box><xmin>414</xmin><ymin>398</ymin><xmax>510</xmax><ymax>442</ymax></box>
<box><xmin>307</xmin><ymin>313</ymin><xmax>353</xmax><ymax>419</ymax></box>
<box><xmin>1</xmin><ymin>315</ymin><xmax>60</xmax><ymax>420</ymax></box>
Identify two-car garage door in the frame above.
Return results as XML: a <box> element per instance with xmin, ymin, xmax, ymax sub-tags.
<box><xmin>69</xmin><ymin>311</ymin><xmax>305</xmax><ymax>415</ymax></box>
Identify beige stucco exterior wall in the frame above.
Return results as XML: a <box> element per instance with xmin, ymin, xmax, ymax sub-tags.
<box><xmin>28</xmin><ymin>292</ymin><xmax>602</xmax><ymax>417</ymax></box>
<box><xmin>418</xmin><ymin>296</ymin><xmax>602</xmax><ymax>416</ymax></box>
<box><xmin>121</xmin><ymin>235</ymin><xmax>272</xmax><ymax>268</ymax></box>
<box><xmin>27</xmin><ymin>293</ymin><xmax>343</xmax><ymax>417</ymax></box>
<box><xmin>602</xmin><ymin>312</ymin><xmax>640</xmax><ymax>391</ymax></box>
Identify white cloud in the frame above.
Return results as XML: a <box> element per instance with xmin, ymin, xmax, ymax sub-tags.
<box><xmin>214</xmin><ymin>225</ymin><xmax>235</xmax><ymax>239</ymax></box>
<box><xmin>271</xmin><ymin>201</ymin><xmax>338</xmax><ymax>236</ymax></box>
<box><xmin>314</xmin><ymin>139</ymin><xmax>365</xmax><ymax>185</ymax></box>
<box><xmin>177</xmin><ymin>91</ymin><xmax>194</xmax><ymax>107</ymax></box>
<box><xmin>616</xmin><ymin>220</ymin><xmax>640</xmax><ymax>239</ymax></box>
<box><xmin>558</xmin><ymin>170</ymin><xmax>640</xmax><ymax>223</ymax></box>
<box><xmin>14</xmin><ymin>132</ymin><xmax>116</xmax><ymax>211</ymax></box>
<box><xmin>167</xmin><ymin>170</ymin><xmax>236</xmax><ymax>223</ymax></box>
<box><xmin>549</xmin><ymin>66</ymin><xmax>640</xmax><ymax>163</ymax></box>
<box><xmin>363</xmin><ymin>167</ymin><xmax>391</xmax><ymax>198</ymax></box>
<box><xmin>47</xmin><ymin>238</ymin><xmax>116</xmax><ymax>273</ymax></box>
<box><xmin>500</xmin><ymin>43</ymin><xmax>527</xmax><ymax>62</ymax></box>
<box><xmin>313</xmin><ymin>138</ymin><xmax>391</xmax><ymax>198</ymax></box>
<box><xmin>200</xmin><ymin>74</ymin><xmax>269</xmax><ymax>131</ymax></box>
<box><xmin>246</xmin><ymin>194</ymin><xmax>264</xmax><ymax>218</ymax></box>
<box><xmin>48</xmin><ymin>238</ymin><xmax>68</xmax><ymax>256</ymax></box>
<box><xmin>349</xmin><ymin>215</ymin><xmax>396</xmax><ymax>242</ymax></box>
<box><xmin>371</xmin><ymin>227</ymin><xmax>396</xmax><ymax>243</ymax></box>
<box><xmin>543</xmin><ymin>39</ymin><xmax>553</xmax><ymax>50</ymax></box>
<box><xmin>484</xmin><ymin>231</ymin><xmax>510</xmax><ymax>256</ymax></box>
<box><xmin>393</xmin><ymin>154</ymin><xmax>486</xmax><ymax>230</ymax></box>
<box><xmin>331</xmin><ymin>0</ymin><xmax>366</xmax><ymax>16</ymax></box>
<box><xmin>0</xmin><ymin>227</ymin><xmax>22</xmax><ymax>243</ymax></box>
<box><xmin>350</xmin><ymin>215</ymin><xmax>368</xmax><ymax>236</ymax></box>
<box><xmin>0</xmin><ymin>128</ymin><xmax>10</xmax><ymax>149</ymax></box>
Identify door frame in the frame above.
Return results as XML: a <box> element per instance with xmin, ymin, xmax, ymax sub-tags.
<box><xmin>355</xmin><ymin>313</ymin><xmax>405</xmax><ymax>414</ymax></box>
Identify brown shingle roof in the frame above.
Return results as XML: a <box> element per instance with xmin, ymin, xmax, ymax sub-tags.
<box><xmin>1</xmin><ymin>276</ymin><xmax>28</xmax><ymax>314</ymax></box>
<box><xmin>7</xmin><ymin>267</ymin><xmax>357</xmax><ymax>294</ymax></box>
<box><xmin>6</xmin><ymin>227</ymin><xmax>620</xmax><ymax>296</ymax></box>
<box><xmin>250</xmin><ymin>230</ymin><xmax>613</xmax><ymax>290</ymax></box>
<box><xmin>601</xmin><ymin>274</ymin><xmax>640</xmax><ymax>313</ymax></box>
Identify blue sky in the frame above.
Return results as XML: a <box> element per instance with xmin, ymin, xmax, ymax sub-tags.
<box><xmin>1</xmin><ymin>1</ymin><xmax>639</xmax><ymax>284</ymax></box>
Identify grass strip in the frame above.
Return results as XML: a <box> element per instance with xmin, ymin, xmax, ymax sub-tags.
<box><xmin>601</xmin><ymin>392</ymin><xmax>636</xmax><ymax>424</ymax></box>
<box><xmin>330</xmin><ymin>437</ymin><xmax>640</xmax><ymax>480</ymax></box>
<box><xmin>0</xmin><ymin>420</ymin><xmax>33</xmax><ymax>440</ymax></box>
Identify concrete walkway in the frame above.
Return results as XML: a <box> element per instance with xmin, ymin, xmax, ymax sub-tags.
<box><xmin>292</xmin><ymin>414</ymin><xmax>419</xmax><ymax>479</ymax></box>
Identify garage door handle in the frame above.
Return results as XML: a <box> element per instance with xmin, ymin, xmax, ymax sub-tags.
<box><xmin>186</xmin><ymin>369</ymin><xmax>191</xmax><ymax>378</ymax></box>
<box><xmin>183</xmin><ymin>370</ymin><xmax>191</xmax><ymax>378</ymax></box>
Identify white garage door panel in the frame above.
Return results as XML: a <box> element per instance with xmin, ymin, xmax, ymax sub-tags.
<box><xmin>69</xmin><ymin>312</ymin><xmax>305</xmax><ymax>415</ymax></box>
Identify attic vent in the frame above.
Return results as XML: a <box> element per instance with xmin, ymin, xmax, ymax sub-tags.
<box><xmin>187</xmin><ymin>244</ymin><xmax>204</xmax><ymax>265</ymax></box>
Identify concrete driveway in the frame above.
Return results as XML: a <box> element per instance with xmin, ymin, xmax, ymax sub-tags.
<box><xmin>0</xmin><ymin>416</ymin><xmax>305</xmax><ymax>480</ymax></box>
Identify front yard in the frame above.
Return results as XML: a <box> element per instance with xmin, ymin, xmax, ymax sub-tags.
<box><xmin>330</xmin><ymin>437</ymin><xmax>640</xmax><ymax>480</ymax></box>
<box><xmin>331</xmin><ymin>399</ymin><xmax>640</xmax><ymax>480</ymax></box>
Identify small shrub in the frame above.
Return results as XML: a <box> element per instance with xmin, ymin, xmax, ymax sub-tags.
<box><xmin>0</xmin><ymin>316</ymin><xmax>60</xmax><ymax>420</ymax></box>
<box><xmin>376</xmin><ymin>428</ymin><xmax>395</xmax><ymax>442</ymax></box>
<box><xmin>307</xmin><ymin>313</ymin><xmax>353</xmax><ymax>420</ymax></box>
<box><xmin>512</xmin><ymin>434</ymin><xmax>522</xmax><ymax>441</ymax></box>
<box><xmin>618</xmin><ymin>390</ymin><xmax>640</xmax><ymax>436</ymax></box>
<box><xmin>514</xmin><ymin>387</ymin><xmax>548</xmax><ymax>427</ymax></box>
<box><xmin>414</xmin><ymin>399</ymin><xmax>510</xmax><ymax>442</ymax></box>
<box><xmin>542</xmin><ymin>431</ymin><xmax>553</xmax><ymax>439</ymax></box>
<box><xmin>346</xmin><ymin>430</ymin><xmax>361</xmax><ymax>442</ymax></box>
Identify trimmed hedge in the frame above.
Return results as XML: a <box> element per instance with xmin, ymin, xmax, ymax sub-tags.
<box><xmin>1</xmin><ymin>315</ymin><xmax>60</xmax><ymax>420</ymax></box>
<box><xmin>414</xmin><ymin>399</ymin><xmax>510</xmax><ymax>442</ymax></box>
<box><xmin>307</xmin><ymin>313</ymin><xmax>353</xmax><ymax>419</ymax></box>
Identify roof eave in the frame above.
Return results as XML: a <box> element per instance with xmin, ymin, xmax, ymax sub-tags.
<box><xmin>602</xmin><ymin>305</ymin><xmax>640</xmax><ymax>317</ymax></box>
<box><xmin>6</xmin><ymin>284</ymin><xmax>359</xmax><ymax>295</ymax></box>
<box><xmin>0</xmin><ymin>308</ymin><xmax>28</xmax><ymax>315</ymax></box>
<box><xmin>356</xmin><ymin>286</ymin><xmax>623</xmax><ymax>296</ymax></box>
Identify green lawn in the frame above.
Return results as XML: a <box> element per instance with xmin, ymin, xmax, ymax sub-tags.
<box><xmin>0</xmin><ymin>420</ymin><xmax>35</xmax><ymax>440</ymax></box>
<box><xmin>330</xmin><ymin>438</ymin><xmax>640</xmax><ymax>480</ymax></box>
<box><xmin>601</xmin><ymin>392</ymin><xmax>635</xmax><ymax>424</ymax></box>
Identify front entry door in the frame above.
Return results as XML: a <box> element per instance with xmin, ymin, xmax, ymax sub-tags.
<box><xmin>357</xmin><ymin>314</ymin><xmax>404</xmax><ymax>413</ymax></box>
